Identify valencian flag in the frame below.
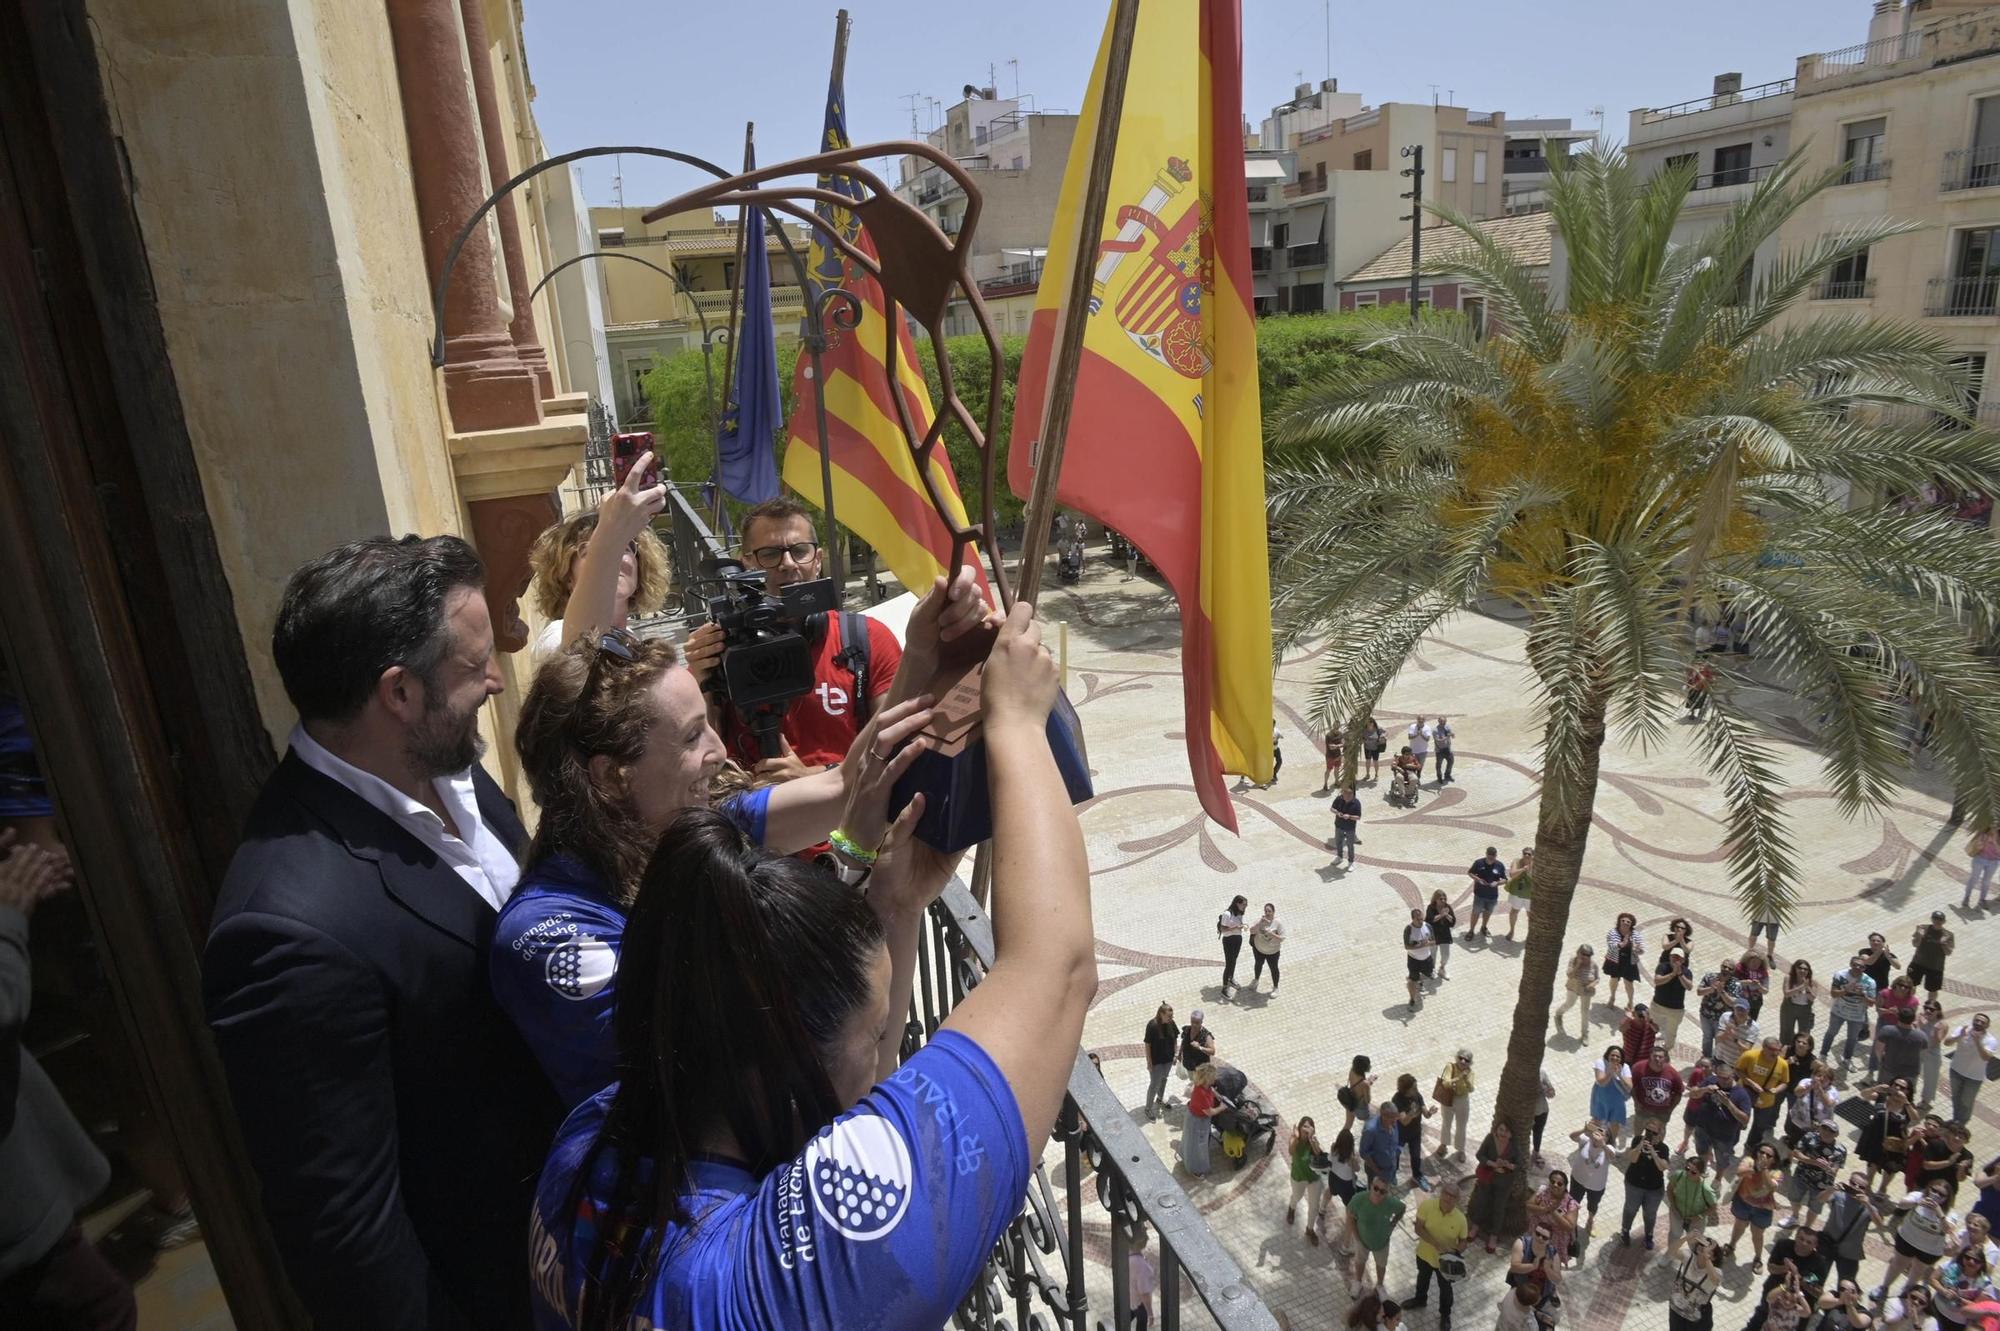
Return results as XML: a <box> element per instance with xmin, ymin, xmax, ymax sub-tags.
<box><xmin>782</xmin><ymin>47</ymin><xmax>985</xmax><ymax>595</ymax></box>
<box><xmin>1009</xmin><ymin>0</ymin><xmax>1272</xmax><ymax>830</ymax></box>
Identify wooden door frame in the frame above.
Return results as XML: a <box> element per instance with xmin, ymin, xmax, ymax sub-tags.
<box><xmin>0</xmin><ymin>1</ymin><xmax>301</xmax><ymax>1323</ymax></box>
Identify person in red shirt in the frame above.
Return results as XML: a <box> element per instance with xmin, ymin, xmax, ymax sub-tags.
<box><xmin>1632</xmin><ymin>1046</ymin><xmax>1685</xmax><ymax>1138</ymax></box>
<box><xmin>692</xmin><ymin>498</ymin><xmax>907</xmax><ymax>777</ymax></box>
<box><xmin>1622</xmin><ymin>1004</ymin><xmax>1661</xmax><ymax>1069</ymax></box>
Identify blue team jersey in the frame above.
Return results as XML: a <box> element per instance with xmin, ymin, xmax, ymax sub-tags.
<box><xmin>528</xmin><ymin>1030</ymin><xmax>1028</xmax><ymax>1331</ymax></box>
<box><xmin>492</xmin><ymin>791</ymin><xmax>770</xmax><ymax>1111</ymax></box>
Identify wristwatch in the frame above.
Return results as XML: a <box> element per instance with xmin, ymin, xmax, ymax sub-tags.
<box><xmin>815</xmin><ymin>850</ymin><xmax>871</xmax><ymax>888</ymax></box>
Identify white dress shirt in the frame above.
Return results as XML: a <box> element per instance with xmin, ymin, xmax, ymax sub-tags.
<box><xmin>290</xmin><ymin>724</ymin><xmax>519</xmax><ymax>912</ymax></box>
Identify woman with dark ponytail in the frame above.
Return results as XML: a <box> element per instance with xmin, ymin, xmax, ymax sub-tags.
<box><xmin>528</xmin><ymin>602</ymin><xmax>1094</xmax><ymax>1331</ymax></box>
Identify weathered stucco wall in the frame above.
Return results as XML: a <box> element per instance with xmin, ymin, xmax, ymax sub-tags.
<box><xmin>86</xmin><ymin>0</ymin><xmax>470</xmax><ymax>745</ymax></box>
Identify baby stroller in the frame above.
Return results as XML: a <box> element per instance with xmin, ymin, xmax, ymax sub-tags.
<box><xmin>1208</xmin><ymin>1064</ymin><xmax>1278</xmax><ymax>1170</ymax></box>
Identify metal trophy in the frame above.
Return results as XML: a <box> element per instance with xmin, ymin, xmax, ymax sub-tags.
<box><xmin>647</xmin><ymin>141</ymin><xmax>1091</xmax><ymax>853</ymax></box>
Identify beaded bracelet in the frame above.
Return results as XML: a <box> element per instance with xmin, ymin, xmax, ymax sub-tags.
<box><xmin>828</xmin><ymin>829</ymin><xmax>879</xmax><ymax>865</ymax></box>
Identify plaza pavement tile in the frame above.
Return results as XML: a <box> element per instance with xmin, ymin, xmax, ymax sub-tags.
<box><xmin>1033</xmin><ymin>560</ymin><xmax>1986</xmax><ymax>1330</ymax></box>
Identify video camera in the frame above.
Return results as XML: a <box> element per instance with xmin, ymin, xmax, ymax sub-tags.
<box><xmin>699</xmin><ymin>559</ymin><xmax>839</xmax><ymax>757</ymax></box>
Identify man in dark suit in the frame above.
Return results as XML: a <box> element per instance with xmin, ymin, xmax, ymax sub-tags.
<box><xmin>205</xmin><ymin>536</ymin><xmax>557</xmax><ymax>1330</ymax></box>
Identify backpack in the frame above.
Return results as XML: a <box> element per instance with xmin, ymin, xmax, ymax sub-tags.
<box><xmin>810</xmin><ymin>610</ymin><xmax>875</xmax><ymax>727</ymax></box>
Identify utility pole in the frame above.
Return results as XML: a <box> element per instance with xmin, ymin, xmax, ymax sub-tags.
<box><xmin>1400</xmin><ymin>144</ymin><xmax>1424</xmax><ymax>324</ymax></box>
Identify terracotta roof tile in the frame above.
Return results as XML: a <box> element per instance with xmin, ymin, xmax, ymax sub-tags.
<box><xmin>1341</xmin><ymin>211</ymin><xmax>1553</xmax><ymax>284</ymax></box>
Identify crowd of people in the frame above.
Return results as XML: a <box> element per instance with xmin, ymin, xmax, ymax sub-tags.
<box><xmin>186</xmin><ymin>456</ymin><xmax>1102</xmax><ymax>1331</ymax></box>
<box><xmin>1155</xmin><ymin>699</ymin><xmax>2000</xmax><ymax>1330</ymax></box>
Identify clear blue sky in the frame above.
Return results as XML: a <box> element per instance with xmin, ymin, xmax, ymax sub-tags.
<box><xmin>521</xmin><ymin>0</ymin><xmax>1862</xmax><ymax>209</ymax></box>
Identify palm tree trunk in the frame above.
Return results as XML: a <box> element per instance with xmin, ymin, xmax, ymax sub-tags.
<box><xmin>1488</xmin><ymin>694</ymin><xmax>1609</xmax><ymax>1234</ymax></box>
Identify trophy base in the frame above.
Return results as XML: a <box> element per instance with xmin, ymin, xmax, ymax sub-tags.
<box><xmin>889</xmin><ymin>653</ymin><xmax>1092</xmax><ymax>854</ymax></box>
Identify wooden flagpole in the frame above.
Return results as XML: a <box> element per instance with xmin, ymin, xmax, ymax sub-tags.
<box><xmin>971</xmin><ymin>0</ymin><xmax>1141</xmax><ymax>907</ymax></box>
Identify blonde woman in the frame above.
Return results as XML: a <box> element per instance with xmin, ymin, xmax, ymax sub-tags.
<box><xmin>1184</xmin><ymin>1062</ymin><xmax>1221</xmax><ymax>1175</ymax></box>
<box><xmin>526</xmin><ymin>469</ymin><xmax>671</xmax><ymax>664</ymax></box>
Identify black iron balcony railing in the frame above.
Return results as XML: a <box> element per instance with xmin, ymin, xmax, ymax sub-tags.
<box><xmin>1640</xmin><ymin>77</ymin><xmax>1794</xmax><ymax>123</ymax></box>
<box><xmin>1690</xmin><ymin>161</ymin><xmax>1775</xmax><ymax>192</ymax></box>
<box><xmin>1926</xmin><ymin>275</ymin><xmax>2000</xmax><ymax>317</ymax></box>
<box><xmin>1838</xmin><ymin>157</ymin><xmax>1890</xmax><ymax>185</ymax></box>
<box><xmin>1942</xmin><ymin>144</ymin><xmax>2000</xmax><ymax>192</ymax></box>
<box><xmin>657</xmin><ymin>478</ymin><xmax>1279</xmax><ymax>1329</ymax></box>
<box><xmin>1813</xmin><ymin>276</ymin><xmax>1876</xmax><ymax>300</ymax></box>
<box><xmin>911</xmin><ymin>880</ymin><xmax>1280</xmax><ymax>1331</ymax></box>
<box><xmin>1286</xmin><ymin>241</ymin><xmax>1327</xmax><ymax>268</ymax></box>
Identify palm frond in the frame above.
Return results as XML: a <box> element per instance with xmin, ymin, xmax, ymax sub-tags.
<box><xmin>1689</xmin><ymin>704</ymin><xmax>1800</xmax><ymax>927</ymax></box>
<box><xmin>1298</xmin><ymin>595</ymin><xmax>1462</xmax><ymax>738</ymax></box>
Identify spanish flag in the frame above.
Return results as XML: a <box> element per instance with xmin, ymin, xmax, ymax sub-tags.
<box><xmin>1009</xmin><ymin>0</ymin><xmax>1272</xmax><ymax>830</ymax></box>
<box><xmin>783</xmin><ymin>50</ymin><xmax>984</xmax><ymax>597</ymax></box>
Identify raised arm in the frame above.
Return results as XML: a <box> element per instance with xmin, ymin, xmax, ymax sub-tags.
<box><xmin>562</xmin><ymin>455</ymin><xmax>665</xmax><ymax>648</ymax></box>
<box><xmin>942</xmin><ymin>602</ymin><xmax>1093</xmax><ymax>1161</ymax></box>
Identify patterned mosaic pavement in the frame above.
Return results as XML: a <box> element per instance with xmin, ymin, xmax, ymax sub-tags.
<box><xmin>1038</xmin><ymin>557</ymin><xmax>1986</xmax><ymax>1329</ymax></box>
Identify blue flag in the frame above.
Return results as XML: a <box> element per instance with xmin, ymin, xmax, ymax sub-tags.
<box><xmin>715</xmin><ymin>194</ymin><xmax>782</xmax><ymax>505</ymax></box>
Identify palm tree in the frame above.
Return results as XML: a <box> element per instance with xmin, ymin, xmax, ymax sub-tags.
<box><xmin>1267</xmin><ymin>146</ymin><xmax>2000</xmax><ymax>1228</ymax></box>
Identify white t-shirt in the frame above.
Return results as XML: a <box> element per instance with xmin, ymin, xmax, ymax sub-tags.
<box><xmin>1949</xmin><ymin>1026</ymin><xmax>1999</xmax><ymax>1080</ymax></box>
<box><xmin>1251</xmin><ymin>917</ymin><xmax>1286</xmax><ymax>955</ymax></box>
<box><xmin>1218</xmin><ymin>910</ymin><xmax>1246</xmax><ymax>939</ymax></box>
<box><xmin>1407</xmin><ymin>722</ymin><xmax>1431</xmax><ymax>755</ymax></box>
<box><xmin>531</xmin><ymin>617</ymin><xmax>567</xmax><ymax>666</ymax></box>
<box><xmin>1497</xmin><ymin>1290</ymin><xmax>1539</xmax><ymax>1331</ymax></box>
<box><xmin>1669</xmin><ymin>1253</ymin><xmax>1721</xmax><ymax>1314</ymax></box>
<box><xmin>1404</xmin><ymin>923</ymin><xmax>1436</xmax><ymax>961</ymax></box>
<box><xmin>1128</xmin><ymin>1251</ymin><xmax>1159</xmax><ymax>1306</ymax></box>
<box><xmin>1568</xmin><ymin>1138</ymin><xmax>1612</xmax><ymax>1192</ymax></box>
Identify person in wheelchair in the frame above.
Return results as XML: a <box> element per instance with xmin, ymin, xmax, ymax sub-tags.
<box><xmin>1389</xmin><ymin>745</ymin><xmax>1422</xmax><ymax>802</ymax></box>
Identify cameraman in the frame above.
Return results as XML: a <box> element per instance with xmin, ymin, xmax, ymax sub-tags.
<box><xmin>690</xmin><ymin>498</ymin><xmax>909</xmax><ymax>781</ymax></box>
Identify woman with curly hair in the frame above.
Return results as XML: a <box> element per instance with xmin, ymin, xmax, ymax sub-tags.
<box><xmin>526</xmin><ymin>463</ymin><xmax>673</xmax><ymax>664</ymax></box>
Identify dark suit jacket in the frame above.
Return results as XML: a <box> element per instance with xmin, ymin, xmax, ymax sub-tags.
<box><xmin>205</xmin><ymin>752</ymin><xmax>558</xmax><ymax>1330</ymax></box>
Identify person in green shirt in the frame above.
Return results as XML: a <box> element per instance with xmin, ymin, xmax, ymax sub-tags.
<box><xmin>1407</xmin><ymin>1179</ymin><xmax>1468</xmax><ymax>1328</ymax></box>
<box><xmin>1346</xmin><ymin>1174</ymin><xmax>1406</xmax><ymax>1293</ymax></box>
<box><xmin>1664</xmin><ymin>1155</ymin><xmax>1721</xmax><ymax>1259</ymax></box>
<box><xmin>1287</xmin><ymin>1117</ymin><xmax>1328</xmax><ymax>1245</ymax></box>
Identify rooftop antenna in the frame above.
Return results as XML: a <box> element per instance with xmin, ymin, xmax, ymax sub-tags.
<box><xmin>1324</xmin><ymin>0</ymin><xmax>1331</xmax><ymax>83</ymax></box>
<box><xmin>901</xmin><ymin>91</ymin><xmax>924</xmax><ymax>135</ymax></box>
<box><xmin>1588</xmin><ymin>104</ymin><xmax>1605</xmax><ymax>139</ymax></box>
<box><xmin>989</xmin><ymin>61</ymin><xmax>997</xmax><ymax>92</ymax></box>
<box><xmin>1007</xmin><ymin>57</ymin><xmax>1019</xmax><ymax>98</ymax></box>
<box><xmin>612</xmin><ymin>152</ymin><xmax>624</xmax><ymax>209</ymax></box>
<box><xmin>1429</xmin><ymin>83</ymin><xmax>1440</xmax><ymax>107</ymax></box>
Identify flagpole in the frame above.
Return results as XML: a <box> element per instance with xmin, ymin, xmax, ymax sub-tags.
<box><xmin>811</xmin><ymin>9</ymin><xmax>850</xmax><ymax>601</ymax></box>
<box><xmin>1013</xmin><ymin>0</ymin><xmax>1142</xmax><ymax>605</ymax></box>
<box><xmin>714</xmin><ymin>122</ymin><xmax>755</xmax><ymax>527</ymax></box>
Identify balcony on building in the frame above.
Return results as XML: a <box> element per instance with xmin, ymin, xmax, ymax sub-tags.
<box><xmin>1794</xmin><ymin>6</ymin><xmax>2000</xmax><ymax>99</ymax></box>
<box><xmin>1925</xmin><ymin>275</ymin><xmax>2000</xmax><ymax>317</ymax></box>
<box><xmin>1631</xmin><ymin>72</ymin><xmax>1793</xmax><ymax>149</ymax></box>
<box><xmin>1813</xmin><ymin>276</ymin><xmax>1876</xmax><ymax>301</ymax></box>
<box><xmin>1684</xmin><ymin>159</ymin><xmax>1777</xmax><ymax>207</ymax></box>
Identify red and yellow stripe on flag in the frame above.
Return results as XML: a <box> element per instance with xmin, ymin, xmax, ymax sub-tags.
<box><xmin>1008</xmin><ymin>0</ymin><xmax>1272</xmax><ymax>830</ymax></box>
<box><xmin>783</xmin><ymin>58</ymin><xmax>984</xmax><ymax>598</ymax></box>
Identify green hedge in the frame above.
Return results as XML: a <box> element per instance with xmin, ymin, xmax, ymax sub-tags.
<box><xmin>639</xmin><ymin>309</ymin><xmax>1391</xmax><ymax>549</ymax></box>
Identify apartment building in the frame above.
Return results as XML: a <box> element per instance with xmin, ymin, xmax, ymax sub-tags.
<box><xmin>1775</xmin><ymin>0</ymin><xmax>2000</xmax><ymax>464</ymax></box>
<box><xmin>1626</xmin><ymin>71</ymin><xmax>1796</xmax><ymax>292</ymax></box>
<box><xmin>894</xmin><ymin>91</ymin><xmax>1080</xmax><ymax>337</ymax></box>
<box><xmin>1502</xmin><ymin>118</ymin><xmax>1597</xmax><ymax>214</ymax></box>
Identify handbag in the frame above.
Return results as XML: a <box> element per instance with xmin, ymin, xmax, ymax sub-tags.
<box><xmin>1437</xmin><ymin>1251</ymin><xmax>1468</xmax><ymax>1283</ymax></box>
<box><xmin>1433</xmin><ymin>1075</ymin><xmax>1457</xmax><ymax>1107</ymax></box>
